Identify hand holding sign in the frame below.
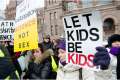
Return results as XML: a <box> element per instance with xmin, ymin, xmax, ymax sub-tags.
<box><xmin>93</xmin><ymin>47</ymin><xmax>110</xmax><ymax>70</ymax></box>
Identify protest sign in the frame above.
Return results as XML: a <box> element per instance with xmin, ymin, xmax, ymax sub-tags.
<box><xmin>14</xmin><ymin>13</ymin><xmax>38</xmax><ymax>52</ymax></box>
<box><xmin>63</xmin><ymin>11</ymin><xmax>103</xmax><ymax>69</ymax></box>
<box><xmin>0</xmin><ymin>21</ymin><xmax>15</xmax><ymax>41</ymax></box>
<box><xmin>14</xmin><ymin>0</ymin><xmax>40</xmax><ymax>52</ymax></box>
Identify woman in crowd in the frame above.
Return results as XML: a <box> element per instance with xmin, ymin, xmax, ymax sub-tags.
<box><xmin>25</xmin><ymin>43</ymin><xmax>57</xmax><ymax>79</ymax></box>
<box><xmin>56</xmin><ymin>39</ymin><xmax>81</xmax><ymax>80</ymax></box>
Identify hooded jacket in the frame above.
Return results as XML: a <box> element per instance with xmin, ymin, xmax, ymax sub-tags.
<box><xmin>57</xmin><ymin>62</ymin><xmax>80</xmax><ymax>80</ymax></box>
<box><xmin>26</xmin><ymin>49</ymin><xmax>57</xmax><ymax>79</ymax></box>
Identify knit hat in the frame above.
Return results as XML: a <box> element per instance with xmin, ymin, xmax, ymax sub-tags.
<box><xmin>57</xmin><ymin>39</ymin><xmax>66</xmax><ymax>50</ymax></box>
<box><xmin>108</xmin><ymin>34</ymin><xmax>120</xmax><ymax>47</ymax></box>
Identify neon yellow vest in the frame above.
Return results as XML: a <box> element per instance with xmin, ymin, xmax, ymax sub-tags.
<box><xmin>51</xmin><ymin>56</ymin><xmax>58</xmax><ymax>72</ymax></box>
<box><xmin>0</xmin><ymin>49</ymin><xmax>5</xmax><ymax>57</ymax></box>
<box><xmin>5</xmin><ymin>70</ymin><xmax>19</xmax><ymax>80</ymax></box>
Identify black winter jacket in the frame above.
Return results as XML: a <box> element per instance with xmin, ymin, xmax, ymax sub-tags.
<box><xmin>0</xmin><ymin>45</ymin><xmax>18</xmax><ymax>79</ymax></box>
<box><xmin>26</xmin><ymin>58</ymin><xmax>54</xmax><ymax>79</ymax></box>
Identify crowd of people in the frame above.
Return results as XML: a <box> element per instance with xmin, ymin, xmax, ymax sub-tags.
<box><xmin>0</xmin><ymin>34</ymin><xmax>120</xmax><ymax>80</ymax></box>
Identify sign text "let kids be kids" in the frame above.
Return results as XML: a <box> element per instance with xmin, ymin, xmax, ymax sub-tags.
<box><xmin>63</xmin><ymin>11</ymin><xmax>103</xmax><ymax>69</ymax></box>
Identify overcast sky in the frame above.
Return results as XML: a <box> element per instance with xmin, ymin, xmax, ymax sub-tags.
<box><xmin>0</xmin><ymin>0</ymin><xmax>9</xmax><ymax>10</ymax></box>
<box><xmin>0</xmin><ymin>0</ymin><xmax>44</xmax><ymax>10</ymax></box>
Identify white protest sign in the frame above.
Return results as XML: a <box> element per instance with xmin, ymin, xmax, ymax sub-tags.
<box><xmin>0</xmin><ymin>21</ymin><xmax>15</xmax><ymax>41</ymax></box>
<box><xmin>16</xmin><ymin>0</ymin><xmax>42</xmax><ymax>19</ymax></box>
<box><xmin>63</xmin><ymin>11</ymin><xmax>103</xmax><ymax>69</ymax></box>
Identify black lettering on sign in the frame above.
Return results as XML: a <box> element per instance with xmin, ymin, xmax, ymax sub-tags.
<box><xmin>1</xmin><ymin>22</ymin><xmax>14</xmax><ymax>27</ymax></box>
<box><xmin>71</xmin><ymin>16</ymin><xmax>81</xmax><ymax>28</ymax></box>
<box><xmin>68</xmin><ymin>42</ymin><xmax>82</xmax><ymax>53</ymax></box>
<box><xmin>68</xmin><ymin>42</ymin><xmax>74</xmax><ymax>52</ymax></box>
<box><xmin>75</xmin><ymin>42</ymin><xmax>82</xmax><ymax>53</ymax></box>
<box><xmin>19</xmin><ymin>41</ymin><xmax>29</xmax><ymax>48</ymax></box>
<box><xmin>64</xmin><ymin>18</ymin><xmax>72</xmax><ymax>28</ymax></box>
<box><xmin>0</xmin><ymin>27</ymin><xmax>15</xmax><ymax>33</ymax></box>
<box><xmin>90</xmin><ymin>28</ymin><xmax>99</xmax><ymax>41</ymax></box>
<box><xmin>82</xmin><ymin>13</ymin><xmax>92</xmax><ymax>26</ymax></box>
<box><xmin>18</xmin><ymin>31</ymin><xmax>29</xmax><ymax>39</ymax></box>
<box><xmin>10</xmin><ymin>22</ymin><xmax>14</xmax><ymax>26</ymax></box>
<box><xmin>67</xmin><ymin>30</ymin><xmax>75</xmax><ymax>41</ymax></box>
<box><xmin>0</xmin><ymin>35</ymin><xmax>12</xmax><ymax>40</ymax></box>
<box><xmin>79</xmin><ymin>29</ymin><xmax>88</xmax><ymax>41</ymax></box>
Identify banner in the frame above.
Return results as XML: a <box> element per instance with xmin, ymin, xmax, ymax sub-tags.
<box><xmin>14</xmin><ymin>13</ymin><xmax>38</xmax><ymax>52</ymax></box>
<box><xmin>63</xmin><ymin>11</ymin><xmax>103</xmax><ymax>69</ymax></box>
<box><xmin>0</xmin><ymin>21</ymin><xmax>15</xmax><ymax>41</ymax></box>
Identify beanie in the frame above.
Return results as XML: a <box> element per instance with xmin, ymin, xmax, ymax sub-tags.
<box><xmin>57</xmin><ymin>39</ymin><xmax>66</xmax><ymax>50</ymax></box>
<box><xmin>108</xmin><ymin>34</ymin><xmax>120</xmax><ymax>47</ymax></box>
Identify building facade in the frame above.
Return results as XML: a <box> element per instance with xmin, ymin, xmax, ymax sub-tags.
<box><xmin>44</xmin><ymin>0</ymin><xmax>120</xmax><ymax>41</ymax></box>
<box><xmin>5</xmin><ymin>0</ymin><xmax>16</xmax><ymax>20</ymax></box>
<box><xmin>4</xmin><ymin>0</ymin><xmax>120</xmax><ymax>41</ymax></box>
<box><xmin>44</xmin><ymin>0</ymin><xmax>65</xmax><ymax>39</ymax></box>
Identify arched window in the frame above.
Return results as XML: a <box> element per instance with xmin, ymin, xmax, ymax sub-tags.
<box><xmin>103</xmin><ymin>18</ymin><xmax>115</xmax><ymax>31</ymax></box>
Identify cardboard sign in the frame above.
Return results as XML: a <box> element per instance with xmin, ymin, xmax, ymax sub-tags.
<box><xmin>0</xmin><ymin>21</ymin><xmax>15</xmax><ymax>41</ymax></box>
<box><xmin>63</xmin><ymin>11</ymin><xmax>103</xmax><ymax>69</ymax></box>
<box><xmin>14</xmin><ymin>13</ymin><xmax>38</xmax><ymax>52</ymax></box>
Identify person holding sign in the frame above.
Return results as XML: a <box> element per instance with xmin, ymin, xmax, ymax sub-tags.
<box><xmin>56</xmin><ymin>39</ymin><xmax>82</xmax><ymax>80</ymax></box>
<box><xmin>83</xmin><ymin>34</ymin><xmax>120</xmax><ymax>80</ymax></box>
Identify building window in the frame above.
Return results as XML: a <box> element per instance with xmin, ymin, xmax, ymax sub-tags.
<box><xmin>54</xmin><ymin>12</ymin><xmax>57</xmax><ymax>19</ymax></box>
<box><xmin>51</xmin><ymin>25</ymin><xmax>53</xmax><ymax>35</ymax></box>
<box><xmin>49</xmin><ymin>0</ymin><xmax>50</xmax><ymax>4</ymax></box>
<box><xmin>39</xmin><ymin>19</ymin><xmax>41</xmax><ymax>23</ymax></box>
<box><xmin>52</xmin><ymin>0</ymin><xmax>53</xmax><ymax>4</ymax></box>
<box><xmin>43</xmin><ymin>18</ymin><xmax>44</xmax><ymax>24</ymax></box>
<box><xmin>97</xmin><ymin>0</ymin><xmax>112</xmax><ymax>6</ymax></box>
<box><xmin>50</xmin><ymin>13</ymin><xmax>52</xmax><ymax>24</ymax></box>
<box><xmin>55</xmin><ymin>25</ymin><xmax>58</xmax><ymax>35</ymax></box>
<box><xmin>103</xmin><ymin>18</ymin><xmax>115</xmax><ymax>32</ymax></box>
<box><xmin>81</xmin><ymin>0</ymin><xmax>93</xmax><ymax>8</ymax></box>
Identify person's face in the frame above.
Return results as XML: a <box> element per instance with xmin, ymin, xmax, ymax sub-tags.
<box><xmin>112</xmin><ymin>41</ymin><xmax>120</xmax><ymax>47</ymax></box>
<box><xmin>58</xmin><ymin>49</ymin><xmax>66</xmax><ymax>62</ymax></box>
<box><xmin>33</xmin><ymin>48</ymin><xmax>42</xmax><ymax>58</ymax></box>
<box><xmin>44</xmin><ymin>38</ymin><xmax>50</xmax><ymax>43</ymax></box>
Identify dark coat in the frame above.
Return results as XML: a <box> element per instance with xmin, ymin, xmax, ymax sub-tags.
<box><xmin>41</xmin><ymin>41</ymin><xmax>53</xmax><ymax>51</ymax></box>
<box><xmin>0</xmin><ymin>45</ymin><xmax>18</xmax><ymax>79</ymax></box>
<box><xmin>117</xmin><ymin>53</ymin><xmax>120</xmax><ymax>79</ymax></box>
<box><xmin>27</xmin><ymin>58</ymin><xmax>52</xmax><ymax>79</ymax></box>
<box><xmin>25</xmin><ymin>49</ymin><xmax>57</xmax><ymax>79</ymax></box>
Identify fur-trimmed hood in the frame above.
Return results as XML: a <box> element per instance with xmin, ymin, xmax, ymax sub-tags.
<box><xmin>34</xmin><ymin>49</ymin><xmax>54</xmax><ymax>64</ymax></box>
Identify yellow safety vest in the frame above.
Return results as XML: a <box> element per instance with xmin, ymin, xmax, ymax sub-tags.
<box><xmin>51</xmin><ymin>56</ymin><xmax>58</xmax><ymax>72</ymax></box>
<box><xmin>0</xmin><ymin>49</ymin><xmax>20</xmax><ymax>79</ymax></box>
<box><xmin>5</xmin><ymin>70</ymin><xmax>19</xmax><ymax>80</ymax></box>
<box><xmin>0</xmin><ymin>49</ymin><xmax>5</xmax><ymax>57</ymax></box>
<box><xmin>15</xmin><ymin>70</ymin><xmax>20</xmax><ymax>78</ymax></box>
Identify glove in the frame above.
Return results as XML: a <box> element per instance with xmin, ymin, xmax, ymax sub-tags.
<box><xmin>93</xmin><ymin>47</ymin><xmax>110</xmax><ymax>70</ymax></box>
<box><xmin>110</xmin><ymin>47</ymin><xmax>120</xmax><ymax>56</ymax></box>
